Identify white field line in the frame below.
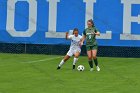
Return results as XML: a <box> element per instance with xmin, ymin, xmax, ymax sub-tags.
<box><xmin>22</xmin><ymin>56</ymin><xmax>63</xmax><ymax>63</ymax></box>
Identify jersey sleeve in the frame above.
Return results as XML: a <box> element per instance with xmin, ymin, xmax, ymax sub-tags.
<box><xmin>95</xmin><ymin>27</ymin><xmax>100</xmax><ymax>33</ymax></box>
<box><xmin>83</xmin><ymin>29</ymin><xmax>86</xmax><ymax>36</ymax></box>
<box><xmin>79</xmin><ymin>35</ymin><xmax>83</xmax><ymax>39</ymax></box>
<box><xmin>67</xmin><ymin>35</ymin><xmax>73</xmax><ymax>39</ymax></box>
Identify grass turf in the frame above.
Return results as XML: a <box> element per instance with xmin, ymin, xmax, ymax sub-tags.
<box><xmin>0</xmin><ymin>53</ymin><xmax>140</xmax><ymax>93</ymax></box>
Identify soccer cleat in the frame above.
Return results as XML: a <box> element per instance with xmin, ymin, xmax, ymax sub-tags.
<box><xmin>57</xmin><ymin>66</ymin><xmax>61</xmax><ymax>70</ymax></box>
<box><xmin>90</xmin><ymin>68</ymin><xmax>94</xmax><ymax>71</ymax></box>
<box><xmin>96</xmin><ymin>66</ymin><xmax>100</xmax><ymax>71</ymax></box>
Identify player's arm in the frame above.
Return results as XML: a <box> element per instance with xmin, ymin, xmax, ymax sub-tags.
<box><xmin>81</xmin><ymin>35</ymin><xmax>86</xmax><ymax>43</ymax></box>
<box><xmin>80</xmin><ymin>35</ymin><xmax>86</xmax><ymax>46</ymax></box>
<box><xmin>65</xmin><ymin>32</ymin><xmax>69</xmax><ymax>40</ymax></box>
<box><xmin>95</xmin><ymin>31</ymin><xmax>100</xmax><ymax>36</ymax></box>
<box><xmin>66</xmin><ymin>32</ymin><xmax>73</xmax><ymax>40</ymax></box>
<box><xmin>80</xmin><ymin>30</ymin><xmax>86</xmax><ymax>46</ymax></box>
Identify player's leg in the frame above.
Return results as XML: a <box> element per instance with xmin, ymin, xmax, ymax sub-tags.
<box><xmin>57</xmin><ymin>55</ymin><xmax>70</xmax><ymax>69</ymax></box>
<box><xmin>57</xmin><ymin>49</ymin><xmax>72</xmax><ymax>69</ymax></box>
<box><xmin>73</xmin><ymin>51</ymin><xmax>80</xmax><ymax>69</ymax></box>
<box><xmin>92</xmin><ymin>49</ymin><xmax>100</xmax><ymax>71</ymax></box>
<box><xmin>87</xmin><ymin>49</ymin><xmax>93</xmax><ymax>71</ymax></box>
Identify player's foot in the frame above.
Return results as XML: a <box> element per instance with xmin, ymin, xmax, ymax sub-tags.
<box><xmin>90</xmin><ymin>68</ymin><xmax>94</xmax><ymax>71</ymax></box>
<box><xmin>57</xmin><ymin>66</ymin><xmax>61</xmax><ymax>70</ymax></box>
<box><xmin>96</xmin><ymin>66</ymin><xmax>100</xmax><ymax>71</ymax></box>
<box><xmin>73</xmin><ymin>65</ymin><xmax>75</xmax><ymax>69</ymax></box>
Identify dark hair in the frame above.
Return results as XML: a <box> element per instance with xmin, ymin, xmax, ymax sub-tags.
<box><xmin>73</xmin><ymin>28</ymin><xmax>79</xmax><ymax>34</ymax></box>
<box><xmin>87</xmin><ymin>19</ymin><xmax>94</xmax><ymax>27</ymax></box>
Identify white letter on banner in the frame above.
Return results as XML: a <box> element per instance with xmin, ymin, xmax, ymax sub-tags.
<box><xmin>121</xmin><ymin>0</ymin><xmax>140</xmax><ymax>40</ymax></box>
<box><xmin>83</xmin><ymin>0</ymin><xmax>112</xmax><ymax>39</ymax></box>
<box><xmin>6</xmin><ymin>0</ymin><xmax>37</xmax><ymax>37</ymax></box>
<box><xmin>46</xmin><ymin>0</ymin><xmax>65</xmax><ymax>38</ymax></box>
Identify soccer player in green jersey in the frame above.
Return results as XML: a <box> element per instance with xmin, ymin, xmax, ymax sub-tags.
<box><xmin>81</xmin><ymin>19</ymin><xmax>100</xmax><ymax>71</ymax></box>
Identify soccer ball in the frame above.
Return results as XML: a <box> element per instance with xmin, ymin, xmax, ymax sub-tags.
<box><xmin>77</xmin><ymin>65</ymin><xmax>85</xmax><ymax>71</ymax></box>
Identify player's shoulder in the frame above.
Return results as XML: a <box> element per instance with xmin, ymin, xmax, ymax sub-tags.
<box><xmin>78</xmin><ymin>35</ymin><xmax>82</xmax><ymax>38</ymax></box>
<box><xmin>83</xmin><ymin>28</ymin><xmax>88</xmax><ymax>35</ymax></box>
<box><xmin>93</xmin><ymin>26</ymin><xmax>100</xmax><ymax>32</ymax></box>
<box><xmin>78</xmin><ymin>34</ymin><xmax>82</xmax><ymax>37</ymax></box>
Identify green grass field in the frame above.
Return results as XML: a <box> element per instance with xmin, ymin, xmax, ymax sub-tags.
<box><xmin>0</xmin><ymin>53</ymin><xmax>140</xmax><ymax>93</ymax></box>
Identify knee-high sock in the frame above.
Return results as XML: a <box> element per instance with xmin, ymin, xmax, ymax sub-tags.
<box><xmin>73</xmin><ymin>58</ymin><xmax>78</xmax><ymax>65</ymax></box>
<box><xmin>94</xmin><ymin>58</ymin><xmax>98</xmax><ymax>66</ymax></box>
<box><xmin>58</xmin><ymin>59</ymin><xmax>65</xmax><ymax>67</ymax></box>
<box><xmin>88</xmin><ymin>60</ymin><xmax>93</xmax><ymax>68</ymax></box>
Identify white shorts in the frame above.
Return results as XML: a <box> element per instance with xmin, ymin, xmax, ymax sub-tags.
<box><xmin>67</xmin><ymin>48</ymin><xmax>81</xmax><ymax>57</ymax></box>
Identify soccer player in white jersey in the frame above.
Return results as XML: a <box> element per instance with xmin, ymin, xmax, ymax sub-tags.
<box><xmin>57</xmin><ymin>28</ymin><xmax>82</xmax><ymax>70</ymax></box>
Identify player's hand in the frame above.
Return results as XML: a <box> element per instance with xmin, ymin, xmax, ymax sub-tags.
<box><xmin>66</xmin><ymin>32</ymin><xmax>69</xmax><ymax>35</ymax></box>
<box><xmin>65</xmin><ymin>32</ymin><xmax>69</xmax><ymax>40</ymax></box>
<box><xmin>91</xmin><ymin>32</ymin><xmax>95</xmax><ymax>35</ymax></box>
<box><xmin>79</xmin><ymin>42</ymin><xmax>83</xmax><ymax>47</ymax></box>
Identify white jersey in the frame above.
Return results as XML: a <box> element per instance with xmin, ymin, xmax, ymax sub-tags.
<box><xmin>68</xmin><ymin>35</ymin><xmax>82</xmax><ymax>50</ymax></box>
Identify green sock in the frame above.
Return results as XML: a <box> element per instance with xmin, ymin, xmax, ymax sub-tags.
<box><xmin>94</xmin><ymin>58</ymin><xmax>98</xmax><ymax>66</ymax></box>
<box><xmin>88</xmin><ymin>60</ymin><xmax>93</xmax><ymax>68</ymax></box>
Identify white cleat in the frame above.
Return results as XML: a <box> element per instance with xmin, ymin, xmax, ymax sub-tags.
<box><xmin>96</xmin><ymin>66</ymin><xmax>100</xmax><ymax>71</ymax></box>
<box><xmin>90</xmin><ymin>68</ymin><xmax>94</xmax><ymax>71</ymax></box>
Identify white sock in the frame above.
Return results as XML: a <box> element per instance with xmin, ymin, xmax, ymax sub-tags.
<box><xmin>73</xmin><ymin>57</ymin><xmax>78</xmax><ymax>65</ymax></box>
<box><xmin>58</xmin><ymin>59</ymin><xmax>65</xmax><ymax>67</ymax></box>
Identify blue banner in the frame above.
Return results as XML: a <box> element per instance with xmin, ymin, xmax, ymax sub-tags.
<box><xmin>0</xmin><ymin>0</ymin><xmax>140</xmax><ymax>47</ymax></box>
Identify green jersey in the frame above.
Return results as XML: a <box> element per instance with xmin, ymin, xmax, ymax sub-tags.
<box><xmin>83</xmin><ymin>27</ymin><xmax>99</xmax><ymax>46</ymax></box>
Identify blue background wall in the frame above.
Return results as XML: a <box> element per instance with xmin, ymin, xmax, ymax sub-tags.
<box><xmin>0</xmin><ymin>0</ymin><xmax>140</xmax><ymax>47</ymax></box>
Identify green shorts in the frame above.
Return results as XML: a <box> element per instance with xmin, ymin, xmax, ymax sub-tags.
<box><xmin>86</xmin><ymin>45</ymin><xmax>98</xmax><ymax>51</ymax></box>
